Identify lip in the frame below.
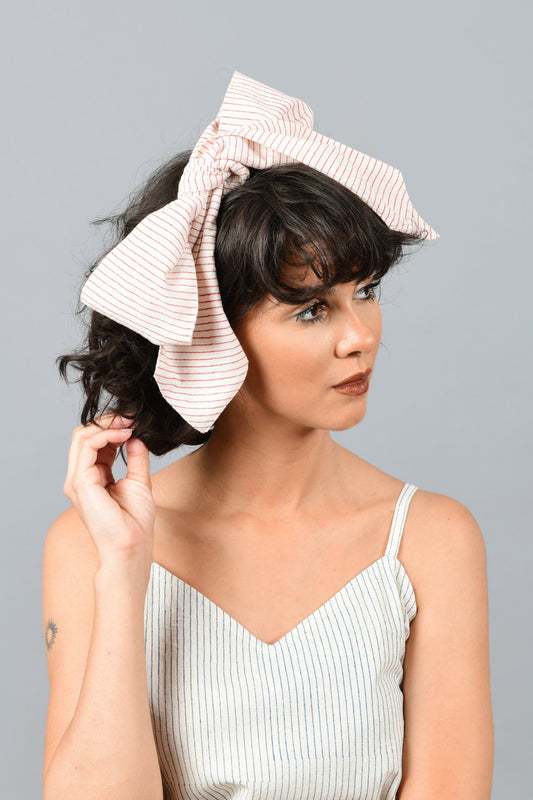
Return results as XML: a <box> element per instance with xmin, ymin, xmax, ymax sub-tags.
<box><xmin>332</xmin><ymin>368</ymin><xmax>372</xmax><ymax>388</ymax></box>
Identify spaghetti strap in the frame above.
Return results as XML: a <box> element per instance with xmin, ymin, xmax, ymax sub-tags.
<box><xmin>385</xmin><ymin>482</ymin><xmax>418</xmax><ymax>559</ymax></box>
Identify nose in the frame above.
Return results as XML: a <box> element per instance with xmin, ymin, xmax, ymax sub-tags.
<box><xmin>334</xmin><ymin>304</ymin><xmax>378</xmax><ymax>358</ymax></box>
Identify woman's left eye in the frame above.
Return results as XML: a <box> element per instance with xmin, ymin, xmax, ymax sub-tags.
<box><xmin>296</xmin><ymin>281</ymin><xmax>380</xmax><ymax>324</ymax></box>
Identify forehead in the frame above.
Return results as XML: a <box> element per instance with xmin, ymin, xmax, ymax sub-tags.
<box><xmin>279</xmin><ymin>262</ymin><xmax>371</xmax><ymax>299</ymax></box>
<box><xmin>277</xmin><ymin>261</ymin><xmax>342</xmax><ymax>294</ymax></box>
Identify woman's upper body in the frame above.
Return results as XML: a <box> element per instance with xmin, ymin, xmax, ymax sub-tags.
<box><xmin>44</xmin><ymin>432</ymin><xmax>493</xmax><ymax>799</ymax></box>
<box><xmin>147</xmin><ymin>439</ymin><xmax>493</xmax><ymax>799</ymax></box>
<box><xmin>45</xmin><ymin>270</ymin><xmax>495</xmax><ymax>797</ymax></box>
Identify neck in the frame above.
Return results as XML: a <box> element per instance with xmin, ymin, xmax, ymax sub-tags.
<box><xmin>190</xmin><ymin>406</ymin><xmax>347</xmax><ymax>521</ymax></box>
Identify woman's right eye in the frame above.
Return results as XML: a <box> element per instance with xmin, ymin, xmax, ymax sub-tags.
<box><xmin>295</xmin><ymin>301</ymin><xmax>329</xmax><ymax>324</ymax></box>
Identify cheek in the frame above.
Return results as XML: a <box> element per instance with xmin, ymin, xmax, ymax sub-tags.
<box><xmin>238</xmin><ymin>321</ymin><xmax>324</xmax><ymax>391</ymax></box>
<box><xmin>258</xmin><ymin>327</ymin><xmax>330</xmax><ymax>393</ymax></box>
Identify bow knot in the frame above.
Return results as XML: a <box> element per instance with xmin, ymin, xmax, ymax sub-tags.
<box><xmin>178</xmin><ymin>146</ymin><xmax>251</xmax><ymax>196</ymax></box>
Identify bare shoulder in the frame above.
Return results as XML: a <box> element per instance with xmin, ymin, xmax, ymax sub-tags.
<box><xmin>43</xmin><ymin>505</ymin><xmax>100</xmax><ymax>571</ymax></box>
<box><xmin>341</xmin><ymin>449</ymin><xmax>487</xmax><ymax>570</ymax></box>
<box><xmin>342</xmin><ymin>442</ymin><xmax>488</xmax><ymax>598</ymax></box>
<box><xmin>400</xmin><ymin>488</ymin><xmax>488</xmax><ymax>607</ymax></box>
<box><xmin>403</xmin><ymin>488</ymin><xmax>486</xmax><ymax>559</ymax></box>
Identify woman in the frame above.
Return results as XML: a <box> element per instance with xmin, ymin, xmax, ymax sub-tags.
<box><xmin>42</xmin><ymin>72</ymin><xmax>494</xmax><ymax>799</ymax></box>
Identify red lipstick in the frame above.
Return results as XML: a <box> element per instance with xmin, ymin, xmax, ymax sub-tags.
<box><xmin>333</xmin><ymin>368</ymin><xmax>372</xmax><ymax>395</ymax></box>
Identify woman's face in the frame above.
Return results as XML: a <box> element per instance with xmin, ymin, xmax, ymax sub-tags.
<box><xmin>230</xmin><ymin>270</ymin><xmax>382</xmax><ymax>432</ymax></box>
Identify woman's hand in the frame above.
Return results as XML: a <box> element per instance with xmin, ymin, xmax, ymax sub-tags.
<box><xmin>63</xmin><ymin>413</ymin><xmax>156</xmax><ymax>568</ymax></box>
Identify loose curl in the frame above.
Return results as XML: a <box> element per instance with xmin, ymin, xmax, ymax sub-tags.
<box><xmin>57</xmin><ymin>151</ymin><xmax>426</xmax><ymax>458</ymax></box>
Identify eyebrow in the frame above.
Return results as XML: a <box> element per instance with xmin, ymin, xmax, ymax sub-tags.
<box><xmin>297</xmin><ymin>285</ymin><xmax>337</xmax><ymax>302</ymax></box>
<box><xmin>308</xmin><ymin>284</ymin><xmax>337</xmax><ymax>295</ymax></box>
<box><xmin>269</xmin><ymin>286</ymin><xmax>328</xmax><ymax>308</ymax></box>
<box><xmin>274</xmin><ymin>278</ymin><xmax>373</xmax><ymax>307</ymax></box>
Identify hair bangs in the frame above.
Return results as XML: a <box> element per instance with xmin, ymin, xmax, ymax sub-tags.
<box><xmin>214</xmin><ymin>162</ymin><xmax>423</xmax><ymax>319</ymax></box>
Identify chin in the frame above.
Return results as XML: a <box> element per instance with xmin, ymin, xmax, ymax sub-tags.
<box><xmin>303</xmin><ymin>406</ymin><xmax>368</xmax><ymax>433</ymax></box>
<box><xmin>328</xmin><ymin>419</ymin><xmax>366</xmax><ymax>433</ymax></box>
<box><xmin>329</xmin><ymin>406</ymin><xmax>368</xmax><ymax>432</ymax></box>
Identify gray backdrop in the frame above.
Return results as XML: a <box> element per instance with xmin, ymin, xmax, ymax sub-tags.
<box><xmin>1</xmin><ymin>1</ymin><xmax>530</xmax><ymax>797</ymax></box>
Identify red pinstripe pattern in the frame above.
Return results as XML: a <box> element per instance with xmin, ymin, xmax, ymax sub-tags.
<box><xmin>80</xmin><ymin>71</ymin><xmax>439</xmax><ymax>433</ymax></box>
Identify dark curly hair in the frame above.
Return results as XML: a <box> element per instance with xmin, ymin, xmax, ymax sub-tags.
<box><xmin>56</xmin><ymin>150</ymin><xmax>426</xmax><ymax>457</ymax></box>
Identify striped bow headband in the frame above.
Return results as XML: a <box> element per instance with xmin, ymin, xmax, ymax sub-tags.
<box><xmin>80</xmin><ymin>70</ymin><xmax>439</xmax><ymax>433</ymax></box>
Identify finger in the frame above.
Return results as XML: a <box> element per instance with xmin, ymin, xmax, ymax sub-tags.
<box><xmin>94</xmin><ymin>431</ymin><xmax>130</xmax><ymax>472</ymax></box>
<box><xmin>65</xmin><ymin>425</ymin><xmax>94</xmax><ymax>495</ymax></box>
<box><xmin>66</xmin><ymin>416</ymin><xmax>114</xmax><ymax>479</ymax></box>
<box><xmin>95</xmin><ymin>461</ymin><xmax>116</xmax><ymax>488</ymax></box>
<box><xmin>65</xmin><ymin>415</ymin><xmax>133</xmax><ymax>490</ymax></box>
<box><xmin>72</xmin><ymin>428</ymin><xmax>133</xmax><ymax>495</ymax></box>
<box><xmin>123</xmin><ymin>435</ymin><xmax>152</xmax><ymax>489</ymax></box>
<box><xmin>95</xmin><ymin>415</ymin><xmax>137</xmax><ymax>472</ymax></box>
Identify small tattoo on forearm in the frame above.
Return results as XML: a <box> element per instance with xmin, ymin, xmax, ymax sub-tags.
<box><xmin>45</xmin><ymin>618</ymin><xmax>58</xmax><ymax>651</ymax></box>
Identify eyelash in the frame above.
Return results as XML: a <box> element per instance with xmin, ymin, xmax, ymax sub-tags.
<box><xmin>295</xmin><ymin>281</ymin><xmax>381</xmax><ymax>324</ymax></box>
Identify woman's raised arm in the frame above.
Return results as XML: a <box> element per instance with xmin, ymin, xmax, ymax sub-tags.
<box><xmin>42</xmin><ymin>414</ymin><xmax>163</xmax><ymax>800</ymax></box>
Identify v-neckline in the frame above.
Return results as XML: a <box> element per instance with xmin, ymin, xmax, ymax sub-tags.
<box><xmin>150</xmin><ymin>554</ymin><xmax>392</xmax><ymax>650</ymax></box>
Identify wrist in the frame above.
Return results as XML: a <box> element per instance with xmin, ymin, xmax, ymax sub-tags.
<box><xmin>94</xmin><ymin>556</ymin><xmax>152</xmax><ymax>599</ymax></box>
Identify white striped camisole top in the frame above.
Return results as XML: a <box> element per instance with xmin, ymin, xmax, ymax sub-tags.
<box><xmin>143</xmin><ymin>481</ymin><xmax>418</xmax><ymax>800</ymax></box>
